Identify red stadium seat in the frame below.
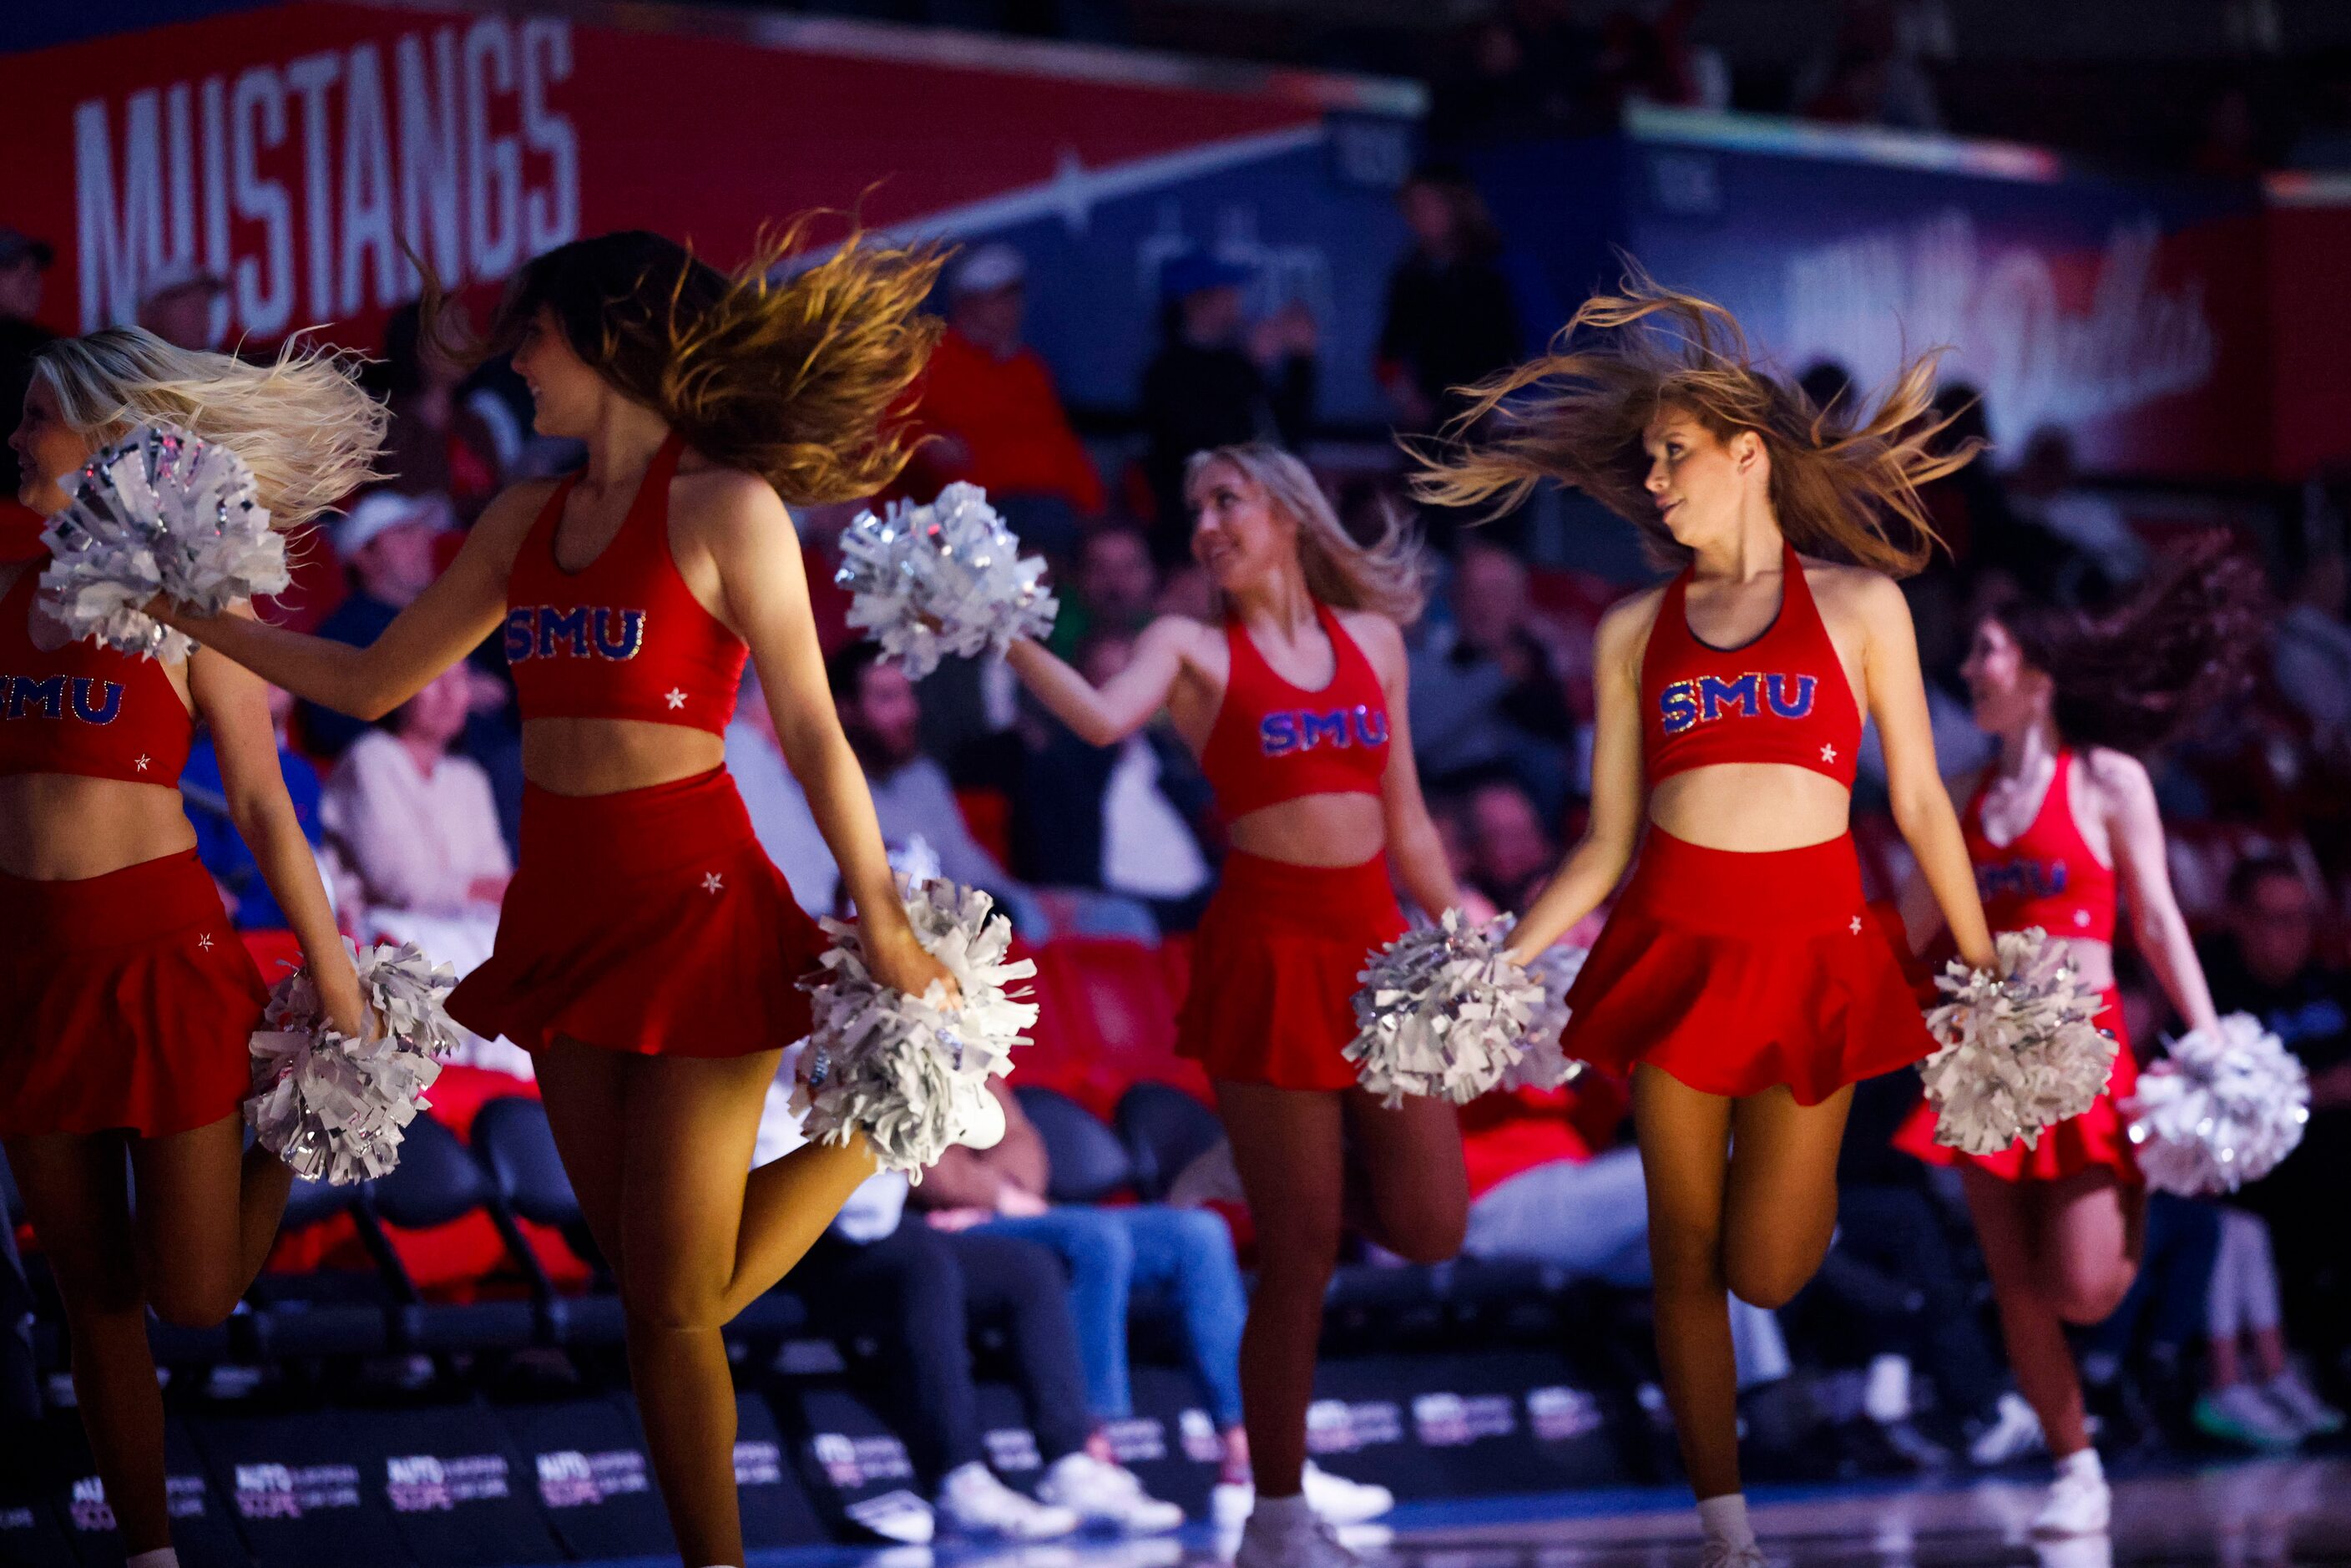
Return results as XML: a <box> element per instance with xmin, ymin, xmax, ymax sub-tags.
<box><xmin>1027</xmin><ymin>938</ymin><xmax>1209</xmax><ymax>1118</ymax></box>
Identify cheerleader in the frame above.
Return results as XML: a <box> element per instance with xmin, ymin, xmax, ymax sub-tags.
<box><xmin>1893</xmin><ymin>536</ymin><xmax>2264</xmax><ymax>1535</ymax></box>
<box><xmin>1411</xmin><ymin>280</ymin><xmax>1998</xmax><ymax>1568</ymax></box>
<box><xmin>149</xmin><ymin>230</ymin><xmax>973</xmax><ymax>1568</ymax></box>
<box><xmin>3</xmin><ymin>328</ymin><xmax>379</xmax><ymax>1568</ymax></box>
<box><xmin>1005</xmin><ymin>443</ymin><xmax>1463</xmax><ymax>1568</ymax></box>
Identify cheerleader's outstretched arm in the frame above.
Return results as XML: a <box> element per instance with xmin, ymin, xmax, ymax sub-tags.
<box><xmin>1862</xmin><ymin>574</ymin><xmax>1995</xmax><ymax>971</ymax></box>
<box><xmin>1506</xmin><ymin>594</ymin><xmax>1648</xmax><ymax>961</ymax></box>
<box><xmin>2091</xmin><ymin>748</ymin><xmax>2219</xmax><ymax>1034</ymax></box>
<box><xmin>1004</xmin><ymin>615</ymin><xmax>1206</xmax><ymax>745</ymax></box>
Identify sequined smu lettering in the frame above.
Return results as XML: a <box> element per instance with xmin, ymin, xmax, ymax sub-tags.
<box><xmin>1259</xmin><ymin>704</ymin><xmax>1390</xmax><ymax>757</ymax></box>
<box><xmin>0</xmin><ymin>675</ymin><xmax>124</xmax><ymax>725</ymax></box>
<box><xmin>1658</xmin><ymin>671</ymin><xmax>1818</xmax><ymax>736</ymax></box>
<box><xmin>504</xmin><ymin>605</ymin><xmax>649</xmax><ymax>665</ymax></box>
<box><xmin>1978</xmin><ymin>857</ymin><xmax>2070</xmax><ymax>903</ymax></box>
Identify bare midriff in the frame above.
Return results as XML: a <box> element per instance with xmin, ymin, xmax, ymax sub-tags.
<box><xmin>519</xmin><ymin>716</ymin><xmax>728</xmax><ymax>797</ymax></box>
<box><xmin>1225</xmin><ymin>792</ymin><xmax>1388</xmax><ymax>867</ymax></box>
<box><xmin>0</xmin><ymin>774</ymin><xmax>198</xmax><ymax>880</ymax></box>
<box><xmin>1648</xmin><ymin>762</ymin><xmax>1852</xmax><ymax>853</ymax></box>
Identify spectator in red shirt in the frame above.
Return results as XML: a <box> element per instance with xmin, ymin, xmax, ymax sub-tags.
<box><xmin>906</xmin><ymin>243</ymin><xmax>1104</xmax><ymax>561</ymax></box>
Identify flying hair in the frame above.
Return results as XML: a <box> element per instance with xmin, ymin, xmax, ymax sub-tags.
<box><xmin>33</xmin><ymin>327</ymin><xmax>387</xmax><ymax>529</ymax></box>
<box><xmin>426</xmin><ymin>220</ymin><xmax>946</xmax><ymax>506</ymax></box>
<box><xmin>1408</xmin><ymin>267</ymin><xmax>1978</xmax><ymax>577</ymax></box>
<box><xmin>1185</xmin><ymin>443</ymin><xmax>1428</xmax><ymax>625</ymax></box>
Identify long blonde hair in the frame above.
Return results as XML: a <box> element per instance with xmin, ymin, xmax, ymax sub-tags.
<box><xmin>1409</xmin><ymin>272</ymin><xmax>1975</xmax><ymax>577</ymax></box>
<box><xmin>1186</xmin><ymin>443</ymin><xmax>1428</xmax><ymax>625</ymax></box>
<box><xmin>34</xmin><ymin>327</ymin><xmax>387</xmax><ymax>529</ymax></box>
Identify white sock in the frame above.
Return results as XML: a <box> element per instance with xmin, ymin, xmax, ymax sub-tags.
<box><xmin>126</xmin><ymin>1551</ymin><xmax>181</xmax><ymax>1568</ymax></box>
<box><xmin>2055</xmin><ymin>1447</ymin><xmax>2104</xmax><ymax>1485</ymax></box>
<box><xmin>1696</xmin><ymin>1493</ymin><xmax>1755</xmax><ymax>1549</ymax></box>
<box><xmin>1252</xmin><ymin>1491</ymin><xmax>1313</xmax><ymax>1528</ymax></box>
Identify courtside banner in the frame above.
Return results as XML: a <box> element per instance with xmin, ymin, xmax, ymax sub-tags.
<box><xmin>0</xmin><ymin>0</ymin><xmax>1423</xmax><ymax>423</ymax></box>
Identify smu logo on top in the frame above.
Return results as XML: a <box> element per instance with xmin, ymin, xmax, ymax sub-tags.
<box><xmin>1979</xmin><ymin>857</ymin><xmax>2069</xmax><ymax>903</ymax></box>
<box><xmin>1261</xmin><ymin>704</ymin><xmax>1388</xmax><ymax>756</ymax></box>
<box><xmin>1</xmin><ymin>675</ymin><xmax>124</xmax><ymax>724</ymax></box>
<box><xmin>503</xmin><ymin>604</ymin><xmax>645</xmax><ymax>664</ymax></box>
<box><xmin>1657</xmin><ymin>673</ymin><xmax>1815</xmax><ymax>736</ymax></box>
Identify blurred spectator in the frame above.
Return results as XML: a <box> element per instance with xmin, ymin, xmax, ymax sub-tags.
<box><xmin>0</xmin><ymin>226</ymin><xmax>56</xmax><ymax>521</ymax></box>
<box><xmin>2073</xmin><ymin>1192</ymin><xmax>2221</xmax><ymax>1449</ymax></box>
<box><xmin>909</xmin><ymin>1080</ymin><xmax>1330</xmax><ymax>1525</ymax></box>
<box><xmin>324</xmin><ymin>665</ymin><xmax>510</xmax><ymax>918</ymax></box>
<box><xmin>728</xmin><ymin>669</ymin><xmax>842</xmax><ymax>917</ymax></box>
<box><xmin>179</xmin><ymin>684</ymin><xmax>331</xmax><ymax>931</ymax></box>
<box><xmin>2200</xmin><ymin>857</ymin><xmax>2351</xmax><ymax>1375</ymax></box>
<box><xmin>1426</xmin><ymin>793</ymin><xmax>1504</xmax><ymax>925</ymax></box>
<box><xmin>1465</xmin><ymin>777</ymin><xmax>1556</xmax><ymax>914</ymax></box>
<box><xmin>1375</xmin><ymin>165</ymin><xmax>1524</xmax><ymax>438</ymax></box>
<box><xmin>301</xmin><ymin>489</ymin><xmax>459</xmax><ymax>756</ymax></box>
<box><xmin>134</xmin><ymin>261</ymin><xmax>225</xmax><ymax>350</ymax></box>
<box><xmin>2194</xmin><ymin>1206</ymin><xmax>2343</xmax><ymax>1449</ymax></box>
<box><xmin>1047</xmin><ymin>524</ymin><xmax>1159</xmax><ymax>660</ymax></box>
<box><xmin>1013</xmin><ymin>630</ymin><xmax>1216</xmax><ymax>929</ymax></box>
<box><xmin>1408</xmin><ymin>542</ymin><xmax>1578</xmax><ymax>815</ymax></box>
<box><xmin>365</xmin><ymin>300</ymin><xmax>503</xmax><ymax>520</ymax></box>
<box><xmin>1917</xmin><ymin>382</ymin><xmax>2018</xmax><ymax>569</ymax></box>
<box><xmin>1590</xmin><ymin>0</ymin><xmax>1704</xmax><ymax>114</ymax></box>
<box><xmin>763</xmin><ymin>1083</ymin><xmax>1185</xmax><ymax>1540</ymax></box>
<box><xmin>1795</xmin><ymin>0</ymin><xmax>1942</xmax><ymax>130</ymax></box>
<box><xmin>2005</xmin><ymin>427</ymin><xmax>2147</xmax><ymax>600</ymax></box>
<box><xmin>2273</xmin><ymin>550</ymin><xmax>2351</xmax><ymax>757</ymax></box>
<box><xmin>904</xmin><ymin>243</ymin><xmax>1104</xmax><ymax>560</ymax></box>
<box><xmin>1139</xmin><ymin>254</ymin><xmax>1315</xmax><ymax>564</ymax></box>
<box><xmin>1155</xmin><ymin>561</ymin><xmax>1217</xmax><ymax>624</ymax></box>
<box><xmin>830</xmin><ymin>642</ymin><xmax>1049</xmax><ymax>938</ymax></box>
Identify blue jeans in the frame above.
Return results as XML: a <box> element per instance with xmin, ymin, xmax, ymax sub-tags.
<box><xmin>1463</xmin><ymin>1146</ymin><xmax>1792</xmax><ymax>1388</ymax></box>
<box><xmin>977</xmin><ymin>1205</ymin><xmax>1247</xmax><ymax>1428</ymax></box>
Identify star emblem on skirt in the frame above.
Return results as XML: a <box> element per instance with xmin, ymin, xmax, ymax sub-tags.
<box><xmin>1819</xmin><ymin>744</ymin><xmax>1838</xmax><ymax>764</ymax></box>
<box><xmin>702</xmin><ymin>872</ymin><xmax>725</xmax><ymax>894</ymax></box>
<box><xmin>197</xmin><ymin>932</ymin><xmax>215</xmax><ymax>951</ymax></box>
<box><xmin>1848</xmin><ymin>916</ymin><xmax>1863</xmax><ymax>935</ymax></box>
<box><xmin>665</xmin><ymin>688</ymin><xmax>688</xmax><ymax>710</ymax></box>
<box><xmin>134</xmin><ymin>754</ymin><xmax>150</xmax><ymax>771</ymax></box>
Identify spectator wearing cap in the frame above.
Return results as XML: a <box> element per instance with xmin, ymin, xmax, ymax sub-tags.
<box><xmin>135</xmin><ymin>260</ymin><xmax>227</xmax><ymax>350</ymax></box>
<box><xmin>0</xmin><ymin>226</ymin><xmax>57</xmax><ymax>539</ymax></box>
<box><xmin>299</xmin><ymin>489</ymin><xmax>460</xmax><ymax>756</ymax></box>
<box><xmin>1138</xmin><ymin>251</ymin><xmax>1316</xmax><ymax>565</ymax></box>
<box><xmin>903</xmin><ymin>244</ymin><xmax>1104</xmax><ymax>561</ymax></box>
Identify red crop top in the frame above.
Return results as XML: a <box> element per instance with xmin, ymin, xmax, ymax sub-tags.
<box><xmin>1964</xmin><ymin>750</ymin><xmax>2117</xmax><ymax>943</ymax></box>
<box><xmin>503</xmin><ymin>432</ymin><xmax>748</xmax><ymax>734</ymax></box>
<box><xmin>1641</xmin><ymin>542</ymin><xmax>1862</xmax><ymax>788</ymax></box>
<box><xmin>1198</xmin><ymin>602</ymin><xmax>1390</xmax><ymax>820</ymax></box>
<box><xmin>0</xmin><ymin>558</ymin><xmax>193</xmax><ymax>787</ymax></box>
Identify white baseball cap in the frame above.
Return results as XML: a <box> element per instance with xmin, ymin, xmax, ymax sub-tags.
<box><xmin>333</xmin><ymin>489</ymin><xmax>455</xmax><ymax>558</ymax></box>
<box><xmin>951</xmin><ymin>243</ymin><xmax>1028</xmax><ymax>296</ymax></box>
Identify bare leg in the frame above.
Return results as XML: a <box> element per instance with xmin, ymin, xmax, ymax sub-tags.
<box><xmin>1719</xmin><ymin>1083</ymin><xmax>1853</xmax><ymax>1311</ymax></box>
<box><xmin>129</xmin><ymin>1111</ymin><xmax>295</xmax><ymax>1327</ymax></box>
<box><xmin>1630</xmin><ymin>1068</ymin><xmax>1738</xmax><ymax>1500</ymax></box>
<box><xmin>5</xmin><ymin>1133</ymin><xmax>170</xmax><ymax>1555</ymax></box>
<box><xmin>1343</xmin><ymin>1088</ymin><xmax>1468</xmax><ymax>1265</ymax></box>
<box><xmin>1216</xmin><ymin>1080</ymin><xmax>1346</xmax><ymax>1500</ymax></box>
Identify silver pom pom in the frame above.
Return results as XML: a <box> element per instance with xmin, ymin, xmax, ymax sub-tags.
<box><xmin>2122</xmin><ymin>1012</ymin><xmax>2310</xmax><ymax>1195</ymax></box>
<box><xmin>1346</xmin><ymin>911</ymin><xmax>1548</xmax><ymax>1107</ymax></box>
<box><xmin>796</xmin><ymin>878</ymin><xmax>1039</xmax><ymax>1176</ymax></box>
<box><xmin>1920</xmin><ymin>928</ymin><xmax>2116</xmax><ymax>1157</ymax></box>
<box><xmin>39</xmin><ymin>423</ymin><xmax>288</xmax><ymax>661</ymax></box>
<box><xmin>245</xmin><ymin>940</ymin><xmax>461</xmax><ymax>1186</ymax></box>
<box><xmin>1501</xmin><ymin>942</ymin><xmax>1591</xmax><ymax>1093</ymax></box>
<box><xmin>835</xmin><ymin>483</ymin><xmax>1057</xmax><ymax>679</ymax></box>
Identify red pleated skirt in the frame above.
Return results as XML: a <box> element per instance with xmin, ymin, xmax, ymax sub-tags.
<box><xmin>448</xmin><ymin>766</ymin><xmax>830</xmax><ymax>1058</ymax></box>
<box><xmin>1560</xmin><ymin>827</ymin><xmax>1935</xmax><ymax>1105</ymax></box>
<box><xmin>1895</xmin><ymin>987</ymin><xmax>2141</xmax><ymax>1183</ymax></box>
<box><xmin>0</xmin><ymin>849</ymin><xmax>265</xmax><ymax>1139</ymax></box>
<box><xmin>1175</xmin><ymin>850</ymin><xmax>1408</xmax><ymax>1092</ymax></box>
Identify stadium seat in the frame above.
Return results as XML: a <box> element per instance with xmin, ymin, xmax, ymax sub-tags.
<box><xmin>243</xmin><ymin>1176</ymin><xmax>392</xmax><ymax>1361</ymax></box>
<box><xmin>1014</xmin><ymin>1085</ymin><xmax>1135</xmax><ymax>1202</ymax></box>
<box><xmin>1114</xmin><ymin>1080</ymin><xmax>1223</xmax><ymax>1201</ymax></box>
<box><xmin>365</xmin><ymin>1115</ymin><xmax>538</xmax><ymax>1353</ymax></box>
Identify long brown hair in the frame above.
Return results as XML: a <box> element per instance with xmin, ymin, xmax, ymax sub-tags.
<box><xmin>1408</xmin><ymin>271</ymin><xmax>1976</xmax><ymax>576</ymax></box>
<box><xmin>437</xmin><ymin>221</ymin><xmax>944</xmax><ymax>505</ymax></box>
<box><xmin>1999</xmin><ymin>532</ymin><xmax>2266</xmax><ymax>755</ymax></box>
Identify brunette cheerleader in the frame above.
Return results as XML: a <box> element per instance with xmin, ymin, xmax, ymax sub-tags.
<box><xmin>1005</xmin><ymin>443</ymin><xmax>1463</xmax><ymax>1568</ymax></box>
<box><xmin>1411</xmin><ymin>281</ymin><xmax>2000</xmax><ymax>1568</ymax></box>
<box><xmin>1893</xmin><ymin>537</ymin><xmax>2264</xmax><ymax>1535</ymax></box>
<box><xmin>149</xmin><ymin>230</ymin><xmax>973</xmax><ymax>1568</ymax></box>
<box><xmin>3</xmin><ymin>328</ymin><xmax>379</xmax><ymax>1568</ymax></box>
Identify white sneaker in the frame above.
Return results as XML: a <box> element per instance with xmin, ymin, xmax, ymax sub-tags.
<box><xmin>1969</xmin><ymin>1392</ymin><xmax>2047</xmax><ymax>1467</ymax></box>
<box><xmin>1697</xmin><ymin>1542</ymin><xmax>1768</xmax><ymax>1568</ymax></box>
<box><xmin>936</xmin><ymin>1462</ymin><xmax>1080</xmax><ymax>1540</ymax></box>
<box><xmin>2194</xmin><ymin>1383</ymin><xmax>2303</xmax><ymax>1451</ymax></box>
<box><xmin>2030</xmin><ymin>1467</ymin><xmax>2111</xmax><ymax>1537</ymax></box>
<box><xmin>2261</xmin><ymin>1370</ymin><xmax>2348</xmax><ymax>1438</ymax></box>
<box><xmin>844</xmin><ymin>1489</ymin><xmax>937</xmax><ymax>1545</ymax></box>
<box><xmin>1211</xmin><ymin>1462</ymin><xmax>1395</xmax><ymax>1529</ymax></box>
<box><xmin>1233</xmin><ymin>1507</ymin><xmax>1359</xmax><ymax>1568</ymax></box>
<box><xmin>1037</xmin><ymin>1452</ymin><xmax>1184</xmax><ymax>1534</ymax></box>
